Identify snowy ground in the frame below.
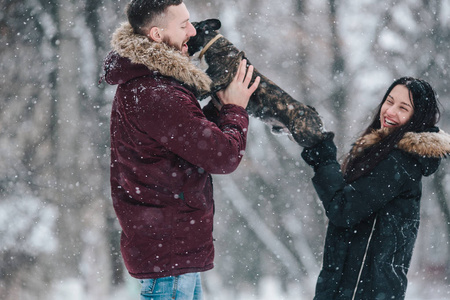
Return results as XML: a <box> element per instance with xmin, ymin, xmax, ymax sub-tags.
<box><xmin>49</xmin><ymin>275</ymin><xmax>450</xmax><ymax>300</ymax></box>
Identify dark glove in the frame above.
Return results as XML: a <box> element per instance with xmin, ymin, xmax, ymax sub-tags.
<box><xmin>301</xmin><ymin>132</ymin><xmax>337</xmax><ymax>171</ymax></box>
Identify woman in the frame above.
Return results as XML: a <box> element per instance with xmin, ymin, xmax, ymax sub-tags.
<box><xmin>301</xmin><ymin>77</ymin><xmax>450</xmax><ymax>299</ymax></box>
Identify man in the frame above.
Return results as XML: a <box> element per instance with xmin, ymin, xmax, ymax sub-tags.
<box><xmin>103</xmin><ymin>0</ymin><xmax>260</xmax><ymax>299</ymax></box>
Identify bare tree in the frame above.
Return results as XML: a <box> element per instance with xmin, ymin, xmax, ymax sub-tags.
<box><xmin>0</xmin><ymin>0</ymin><xmax>127</xmax><ymax>298</ymax></box>
<box><xmin>2</xmin><ymin>0</ymin><xmax>449</xmax><ymax>298</ymax></box>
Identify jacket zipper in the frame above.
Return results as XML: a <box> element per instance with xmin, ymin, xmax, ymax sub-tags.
<box><xmin>351</xmin><ymin>216</ymin><xmax>378</xmax><ymax>300</ymax></box>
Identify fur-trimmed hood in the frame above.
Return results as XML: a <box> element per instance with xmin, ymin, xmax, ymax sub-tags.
<box><xmin>352</xmin><ymin>128</ymin><xmax>450</xmax><ymax>158</ymax></box>
<box><xmin>104</xmin><ymin>22</ymin><xmax>211</xmax><ymax>96</ymax></box>
<box><xmin>350</xmin><ymin>127</ymin><xmax>450</xmax><ymax>176</ymax></box>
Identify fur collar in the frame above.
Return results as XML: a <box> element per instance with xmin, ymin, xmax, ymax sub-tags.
<box><xmin>111</xmin><ymin>22</ymin><xmax>211</xmax><ymax>96</ymax></box>
<box><xmin>351</xmin><ymin>128</ymin><xmax>450</xmax><ymax>158</ymax></box>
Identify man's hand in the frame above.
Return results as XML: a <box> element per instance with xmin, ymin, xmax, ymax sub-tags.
<box><xmin>216</xmin><ymin>59</ymin><xmax>260</xmax><ymax>109</ymax></box>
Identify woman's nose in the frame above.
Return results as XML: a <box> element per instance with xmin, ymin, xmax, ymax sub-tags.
<box><xmin>386</xmin><ymin>106</ymin><xmax>397</xmax><ymax>116</ymax></box>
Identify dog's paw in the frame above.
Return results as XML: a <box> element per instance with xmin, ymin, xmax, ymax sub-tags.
<box><xmin>271</xmin><ymin>125</ymin><xmax>291</xmax><ymax>136</ymax></box>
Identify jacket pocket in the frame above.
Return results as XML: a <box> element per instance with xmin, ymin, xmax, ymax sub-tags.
<box><xmin>139</xmin><ymin>278</ymin><xmax>157</xmax><ymax>294</ymax></box>
<box><xmin>182</xmin><ymin>190</ymin><xmax>212</xmax><ymax>210</ymax></box>
<box><xmin>181</xmin><ymin>175</ymin><xmax>214</xmax><ymax>210</ymax></box>
<box><xmin>377</xmin><ymin>214</ymin><xmax>419</xmax><ymax>264</ymax></box>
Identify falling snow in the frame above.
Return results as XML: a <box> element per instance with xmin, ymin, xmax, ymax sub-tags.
<box><xmin>1</xmin><ymin>0</ymin><xmax>450</xmax><ymax>299</ymax></box>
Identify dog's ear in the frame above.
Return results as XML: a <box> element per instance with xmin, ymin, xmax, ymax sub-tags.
<box><xmin>205</xmin><ymin>19</ymin><xmax>221</xmax><ymax>30</ymax></box>
<box><xmin>187</xmin><ymin>19</ymin><xmax>222</xmax><ymax>56</ymax></box>
<box><xmin>197</xmin><ymin>19</ymin><xmax>221</xmax><ymax>32</ymax></box>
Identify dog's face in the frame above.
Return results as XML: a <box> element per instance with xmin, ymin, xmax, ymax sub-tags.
<box><xmin>187</xmin><ymin>19</ymin><xmax>222</xmax><ymax>56</ymax></box>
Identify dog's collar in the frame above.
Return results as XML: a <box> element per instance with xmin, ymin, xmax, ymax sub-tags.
<box><xmin>198</xmin><ymin>34</ymin><xmax>223</xmax><ymax>60</ymax></box>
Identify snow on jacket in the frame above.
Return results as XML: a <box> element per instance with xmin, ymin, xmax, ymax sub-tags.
<box><xmin>311</xmin><ymin>128</ymin><xmax>450</xmax><ymax>300</ymax></box>
<box><xmin>104</xmin><ymin>23</ymin><xmax>249</xmax><ymax>279</ymax></box>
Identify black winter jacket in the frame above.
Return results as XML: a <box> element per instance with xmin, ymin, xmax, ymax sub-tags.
<box><xmin>311</xmin><ymin>128</ymin><xmax>450</xmax><ymax>300</ymax></box>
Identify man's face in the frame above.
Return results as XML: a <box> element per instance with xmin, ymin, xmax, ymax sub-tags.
<box><xmin>159</xmin><ymin>3</ymin><xmax>196</xmax><ymax>55</ymax></box>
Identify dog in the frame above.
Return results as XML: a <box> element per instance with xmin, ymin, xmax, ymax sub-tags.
<box><xmin>187</xmin><ymin>19</ymin><xmax>325</xmax><ymax>148</ymax></box>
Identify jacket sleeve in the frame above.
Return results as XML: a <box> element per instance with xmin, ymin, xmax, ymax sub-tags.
<box><xmin>311</xmin><ymin>152</ymin><xmax>413</xmax><ymax>228</ymax></box>
<box><xmin>202</xmin><ymin>100</ymin><xmax>221</xmax><ymax>125</ymax></box>
<box><xmin>136</xmin><ymin>84</ymin><xmax>249</xmax><ymax>174</ymax></box>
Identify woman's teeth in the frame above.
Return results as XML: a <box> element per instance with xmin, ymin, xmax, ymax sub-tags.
<box><xmin>385</xmin><ymin>119</ymin><xmax>397</xmax><ymax>125</ymax></box>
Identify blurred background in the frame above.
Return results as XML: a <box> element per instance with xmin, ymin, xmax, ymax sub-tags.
<box><xmin>1</xmin><ymin>0</ymin><xmax>450</xmax><ymax>299</ymax></box>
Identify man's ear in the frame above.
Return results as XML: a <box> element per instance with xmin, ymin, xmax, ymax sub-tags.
<box><xmin>148</xmin><ymin>27</ymin><xmax>163</xmax><ymax>42</ymax></box>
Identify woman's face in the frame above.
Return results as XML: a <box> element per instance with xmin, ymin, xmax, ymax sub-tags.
<box><xmin>380</xmin><ymin>84</ymin><xmax>414</xmax><ymax>128</ymax></box>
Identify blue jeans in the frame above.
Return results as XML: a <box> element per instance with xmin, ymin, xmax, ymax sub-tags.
<box><xmin>139</xmin><ymin>273</ymin><xmax>203</xmax><ymax>300</ymax></box>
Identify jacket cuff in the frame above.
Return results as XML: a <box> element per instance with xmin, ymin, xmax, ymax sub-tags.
<box><xmin>314</xmin><ymin>159</ymin><xmax>339</xmax><ymax>172</ymax></box>
<box><xmin>221</xmin><ymin>104</ymin><xmax>248</xmax><ymax>116</ymax></box>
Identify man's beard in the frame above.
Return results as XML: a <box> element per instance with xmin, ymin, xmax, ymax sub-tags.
<box><xmin>162</xmin><ymin>36</ymin><xmax>188</xmax><ymax>57</ymax></box>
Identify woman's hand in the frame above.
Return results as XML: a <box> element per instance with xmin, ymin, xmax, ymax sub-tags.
<box><xmin>301</xmin><ymin>132</ymin><xmax>338</xmax><ymax>171</ymax></box>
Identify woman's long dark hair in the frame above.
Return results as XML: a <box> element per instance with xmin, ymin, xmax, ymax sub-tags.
<box><xmin>342</xmin><ymin>77</ymin><xmax>441</xmax><ymax>183</ymax></box>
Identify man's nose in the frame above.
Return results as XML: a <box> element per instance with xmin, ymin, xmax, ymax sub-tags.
<box><xmin>188</xmin><ymin>22</ymin><xmax>196</xmax><ymax>37</ymax></box>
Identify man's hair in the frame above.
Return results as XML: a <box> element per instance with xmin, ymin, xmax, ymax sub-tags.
<box><xmin>126</xmin><ymin>0</ymin><xmax>183</xmax><ymax>35</ymax></box>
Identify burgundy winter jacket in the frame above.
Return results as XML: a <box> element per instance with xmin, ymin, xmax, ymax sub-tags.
<box><xmin>104</xmin><ymin>23</ymin><xmax>249</xmax><ymax>279</ymax></box>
